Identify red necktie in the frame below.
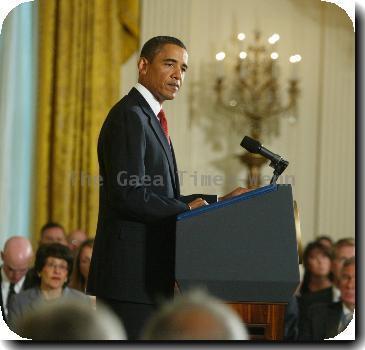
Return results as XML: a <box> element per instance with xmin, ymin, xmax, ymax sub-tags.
<box><xmin>158</xmin><ymin>109</ymin><xmax>170</xmax><ymax>144</ymax></box>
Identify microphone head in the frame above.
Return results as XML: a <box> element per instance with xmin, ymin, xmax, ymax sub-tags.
<box><xmin>240</xmin><ymin>136</ymin><xmax>261</xmax><ymax>154</ymax></box>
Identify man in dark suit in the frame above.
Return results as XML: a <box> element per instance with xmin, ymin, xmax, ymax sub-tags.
<box><xmin>87</xmin><ymin>36</ymin><xmax>247</xmax><ymax>339</ymax></box>
<box><xmin>299</xmin><ymin>257</ymin><xmax>355</xmax><ymax>340</ymax></box>
<box><xmin>1</xmin><ymin>236</ymin><xmax>34</xmax><ymax>323</ymax></box>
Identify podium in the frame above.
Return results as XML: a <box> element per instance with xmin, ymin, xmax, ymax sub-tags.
<box><xmin>175</xmin><ymin>184</ymin><xmax>300</xmax><ymax>340</ymax></box>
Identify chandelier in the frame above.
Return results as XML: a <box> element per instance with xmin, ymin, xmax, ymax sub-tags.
<box><xmin>214</xmin><ymin>30</ymin><xmax>301</xmax><ymax>140</ymax></box>
<box><xmin>212</xmin><ymin>30</ymin><xmax>301</xmax><ymax>187</ymax></box>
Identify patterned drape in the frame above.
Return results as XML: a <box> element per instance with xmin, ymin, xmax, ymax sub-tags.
<box><xmin>33</xmin><ymin>0</ymin><xmax>139</xmax><ymax>244</ymax></box>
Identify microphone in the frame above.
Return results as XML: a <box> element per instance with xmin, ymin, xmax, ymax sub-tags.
<box><xmin>241</xmin><ymin>136</ymin><xmax>282</xmax><ymax>165</ymax></box>
<box><xmin>240</xmin><ymin>136</ymin><xmax>289</xmax><ymax>184</ymax></box>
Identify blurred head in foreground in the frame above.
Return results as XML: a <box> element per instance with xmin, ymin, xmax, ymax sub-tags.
<box><xmin>15</xmin><ymin>299</ymin><xmax>126</xmax><ymax>340</ymax></box>
<box><xmin>142</xmin><ymin>289</ymin><xmax>249</xmax><ymax>340</ymax></box>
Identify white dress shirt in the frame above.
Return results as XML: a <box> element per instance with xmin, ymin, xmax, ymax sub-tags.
<box><xmin>135</xmin><ymin>83</ymin><xmax>162</xmax><ymax>118</ymax></box>
<box><xmin>332</xmin><ymin>285</ymin><xmax>341</xmax><ymax>302</ymax></box>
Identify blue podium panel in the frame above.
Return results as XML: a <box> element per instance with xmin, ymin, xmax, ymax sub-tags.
<box><xmin>175</xmin><ymin>184</ymin><xmax>300</xmax><ymax>303</ymax></box>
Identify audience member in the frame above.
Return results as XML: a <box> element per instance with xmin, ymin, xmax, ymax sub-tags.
<box><xmin>39</xmin><ymin>222</ymin><xmax>67</xmax><ymax>246</ymax></box>
<box><xmin>24</xmin><ymin>222</ymin><xmax>69</xmax><ymax>288</ymax></box>
<box><xmin>298</xmin><ymin>257</ymin><xmax>355</xmax><ymax>340</ymax></box>
<box><xmin>142</xmin><ymin>290</ymin><xmax>249</xmax><ymax>340</ymax></box>
<box><xmin>298</xmin><ymin>238</ymin><xmax>355</xmax><ymax>336</ymax></box>
<box><xmin>331</xmin><ymin>238</ymin><xmax>355</xmax><ymax>293</ymax></box>
<box><xmin>8</xmin><ymin>243</ymin><xmax>90</xmax><ymax>330</ymax></box>
<box><xmin>0</xmin><ymin>237</ymin><xmax>33</xmax><ymax>322</ymax></box>
<box><xmin>299</xmin><ymin>238</ymin><xmax>355</xmax><ymax>316</ymax></box>
<box><xmin>299</xmin><ymin>241</ymin><xmax>332</xmax><ymax>296</ymax></box>
<box><xmin>67</xmin><ymin>229</ymin><xmax>88</xmax><ymax>252</ymax></box>
<box><xmin>14</xmin><ymin>299</ymin><xmax>126</xmax><ymax>340</ymax></box>
<box><xmin>315</xmin><ymin>235</ymin><xmax>333</xmax><ymax>250</ymax></box>
<box><xmin>69</xmin><ymin>239</ymin><xmax>94</xmax><ymax>293</ymax></box>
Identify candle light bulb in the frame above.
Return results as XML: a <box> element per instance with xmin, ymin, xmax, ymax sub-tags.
<box><xmin>216</xmin><ymin>51</ymin><xmax>226</xmax><ymax>61</ymax></box>
<box><xmin>237</xmin><ymin>33</ymin><xmax>246</xmax><ymax>41</ymax></box>
<box><xmin>239</xmin><ymin>51</ymin><xmax>247</xmax><ymax>60</ymax></box>
<box><xmin>271</xmin><ymin>52</ymin><xmax>279</xmax><ymax>60</ymax></box>
<box><xmin>268</xmin><ymin>33</ymin><xmax>280</xmax><ymax>44</ymax></box>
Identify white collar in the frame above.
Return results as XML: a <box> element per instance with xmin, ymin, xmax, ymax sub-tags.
<box><xmin>342</xmin><ymin>302</ymin><xmax>354</xmax><ymax>316</ymax></box>
<box><xmin>332</xmin><ymin>285</ymin><xmax>341</xmax><ymax>302</ymax></box>
<box><xmin>135</xmin><ymin>83</ymin><xmax>162</xmax><ymax>117</ymax></box>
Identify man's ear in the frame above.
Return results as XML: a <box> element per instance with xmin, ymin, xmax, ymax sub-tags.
<box><xmin>138</xmin><ymin>57</ymin><xmax>149</xmax><ymax>75</ymax></box>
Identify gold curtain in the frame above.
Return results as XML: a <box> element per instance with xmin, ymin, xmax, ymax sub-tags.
<box><xmin>33</xmin><ymin>0</ymin><xmax>139</xmax><ymax>244</ymax></box>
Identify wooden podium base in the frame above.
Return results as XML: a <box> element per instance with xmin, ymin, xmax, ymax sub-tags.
<box><xmin>227</xmin><ymin>302</ymin><xmax>286</xmax><ymax>340</ymax></box>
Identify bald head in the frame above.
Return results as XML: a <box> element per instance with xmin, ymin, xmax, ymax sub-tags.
<box><xmin>1</xmin><ymin>236</ymin><xmax>33</xmax><ymax>283</ymax></box>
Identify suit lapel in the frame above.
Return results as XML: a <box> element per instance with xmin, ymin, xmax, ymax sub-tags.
<box><xmin>170</xmin><ymin>142</ymin><xmax>181</xmax><ymax>197</ymax></box>
<box><xmin>129</xmin><ymin>88</ymin><xmax>178</xmax><ymax>193</ymax></box>
<box><xmin>145</xmin><ymin>107</ymin><xmax>178</xmax><ymax>191</ymax></box>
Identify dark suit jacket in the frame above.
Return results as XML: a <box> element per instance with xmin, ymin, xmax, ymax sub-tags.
<box><xmin>87</xmin><ymin>88</ymin><xmax>216</xmax><ymax>304</ymax></box>
<box><xmin>298</xmin><ymin>301</ymin><xmax>343</xmax><ymax>340</ymax></box>
<box><xmin>298</xmin><ymin>286</ymin><xmax>333</xmax><ymax>331</ymax></box>
<box><xmin>0</xmin><ymin>267</ymin><xmax>35</xmax><ymax>323</ymax></box>
<box><xmin>284</xmin><ymin>295</ymin><xmax>300</xmax><ymax>340</ymax></box>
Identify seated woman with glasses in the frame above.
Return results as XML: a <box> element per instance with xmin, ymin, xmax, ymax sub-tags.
<box><xmin>8</xmin><ymin>243</ymin><xmax>90</xmax><ymax>330</ymax></box>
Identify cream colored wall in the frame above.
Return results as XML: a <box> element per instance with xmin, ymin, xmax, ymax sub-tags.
<box><xmin>122</xmin><ymin>0</ymin><xmax>354</xmax><ymax>245</ymax></box>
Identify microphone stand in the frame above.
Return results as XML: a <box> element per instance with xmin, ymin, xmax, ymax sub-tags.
<box><xmin>269</xmin><ymin>158</ymin><xmax>289</xmax><ymax>185</ymax></box>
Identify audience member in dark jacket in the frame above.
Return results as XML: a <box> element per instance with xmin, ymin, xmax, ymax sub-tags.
<box><xmin>299</xmin><ymin>257</ymin><xmax>355</xmax><ymax>340</ymax></box>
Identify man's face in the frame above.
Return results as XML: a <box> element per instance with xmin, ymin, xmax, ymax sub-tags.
<box><xmin>2</xmin><ymin>259</ymin><xmax>29</xmax><ymax>284</ymax></box>
<box><xmin>339</xmin><ymin>263</ymin><xmax>355</xmax><ymax>309</ymax></box>
<box><xmin>332</xmin><ymin>245</ymin><xmax>355</xmax><ymax>282</ymax></box>
<box><xmin>138</xmin><ymin>44</ymin><xmax>188</xmax><ymax>103</ymax></box>
<box><xmin>41</xmin><ymin>227</ymin><xmax>67</xmax><ymax>246</ymax></box>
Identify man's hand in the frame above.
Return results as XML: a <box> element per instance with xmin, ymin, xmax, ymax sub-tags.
<box><xmin>218</xmin><ymin>187</ymin><xmax>250</xmax><ymax>201</ymax></box>
<box><xmin>188</xmin><ymin>198</ymin><xmax>208</xmax><ymax>210</ymax></box>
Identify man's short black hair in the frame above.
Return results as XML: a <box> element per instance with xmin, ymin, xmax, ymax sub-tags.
<box><xmin>40</xmin><ymin>222</ymin><xmax>65</xmax><ymax>238</ymax></box>
<box><xmin>34</xmin><ymin>243</ymin><xmax>74</xmax><ymax>285</ymax></box>
<box><xmin>140</xmin><ymin>36</ymin><xmax>187</xmax><ymax>62</ymax></box>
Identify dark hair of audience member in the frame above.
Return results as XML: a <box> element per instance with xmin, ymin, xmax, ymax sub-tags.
<box><xmin>40</xmin><ymin>222</ymin><xmax>65</xmax><ymax>237</ymax></box>
<box><xmin>300</xmin><ymin>241</ymin><xmax>333</xmax><ymax>295</ymax></box>
<box><xmin>34</xmin><ymin>243</ymin><xmax>74</xmax><ymax>286</ymax></box>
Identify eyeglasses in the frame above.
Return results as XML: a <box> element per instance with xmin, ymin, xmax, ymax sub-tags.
<box><xmin>45</xmin><ymin>262</ymin><xmax>68</xmax><ymax>272</ymax></box>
